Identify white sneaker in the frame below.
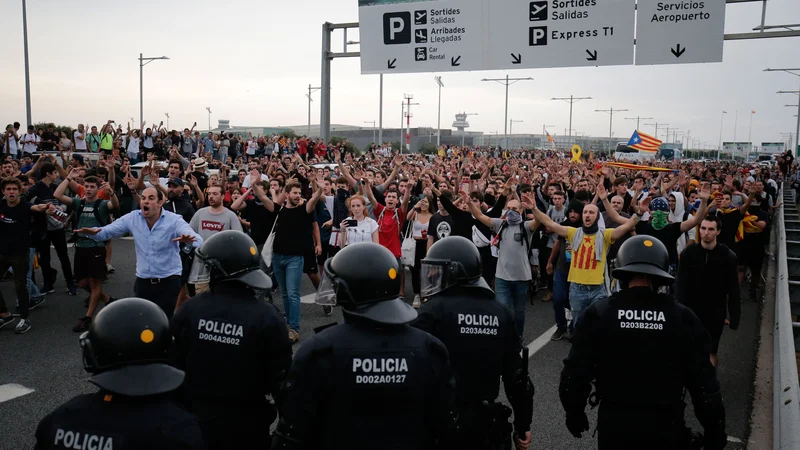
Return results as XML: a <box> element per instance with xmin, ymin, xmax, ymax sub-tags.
<box><xmin>15</xmin><ymin>319</ymin><xmax>31</xmax><ymax>334</ymax></box>
<box><xmin>106</xmin><ymin>264</ymin><xmax>115</xmax><ymax>274</ymax></box>
<box><xmin>412</xmin><ymin>295</ymin><xmax>421</xmax><ymax>309</ymax></box>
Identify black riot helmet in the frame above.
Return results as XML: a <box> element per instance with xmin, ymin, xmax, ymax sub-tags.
<box><xmin>195</xmin><ymin>230</ymin><xmax>272</xmax><ymax>290</ymax></box>
<box><xmin>80</xmin><ymin>298</ymin><xmax>185</xmax><ymax>396</ymax></box>
<box><xmin>612</xmin><ymin>235</ymin><xmax>674</xmax><ymax>287</ymax></box>
<box><xmin>421</xmin><ymin>236</ymin><xmax>491</xmax><ymax>297</ymax></box>
<box><xmin>315</xmin><ymin>242</ymin><xmax>416</xmax><ymax>325</ymax></box>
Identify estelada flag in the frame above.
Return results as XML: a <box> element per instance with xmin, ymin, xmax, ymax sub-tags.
<box><xmin>627</xmin><ymin>130</ymin><xmax>662</xmax><ymax>153</ymax></box>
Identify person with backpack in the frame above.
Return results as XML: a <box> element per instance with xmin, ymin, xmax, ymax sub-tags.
<box><xmin>54</xmin><ymin>173</ymin><xmax>119</xmax><ymax>332</ymax></box>
<box><xmin>464</xmin><ymin>193</ymin><xmax>539</xmax><ymax>336</ymax></box>
<box><xmin>364</xmin><ymin>179</ymin><xmax>411</xmax><ymax>299</ymax></box>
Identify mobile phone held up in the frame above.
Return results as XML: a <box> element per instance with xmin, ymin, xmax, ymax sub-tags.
<box><xmin>346</xmin><ymin>219</ymin><xmax>358</xmax><ymax>227</ymax></box>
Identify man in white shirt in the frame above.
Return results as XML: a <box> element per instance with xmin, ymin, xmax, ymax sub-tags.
<box><xmin>20</xmin><ymin>125</ymin><xmax>40</xmax><ymax>156</ymax></box>
<box><xmin>73</xmin><ymin>124</ymin><xmax>87</xmax><ymax>151</ymax></box>
<box><xmin>3</xmin><ymin>125</ymin><xmax>19</xmax><ymax>158</ymax></box>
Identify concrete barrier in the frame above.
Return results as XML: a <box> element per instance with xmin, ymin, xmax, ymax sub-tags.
<box><xmin>774</xmin><ymin>186</ymin><xmax>800</xmax><ymax>450</ymax></box>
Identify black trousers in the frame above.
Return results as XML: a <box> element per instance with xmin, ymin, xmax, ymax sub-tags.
<box><xmin>134</xmin><ymin>276</ymin><xmax>182</xmax><ymax>319</ymax></box>
<box><xmin>39</xmin><ymin>229</ymin><xmax>75</xmax><ymax>290</ymax></box>
<box><xmin>0</xmin><ymin>253</ymin><xmax>30</xmax><ymax>319</ymax></box>
<box><xmin>539</xmin><ymin>246</ymin><xmax>553</xmax><ymax>289</ymax></box>
<box><xmin>478</xmin><ymin>246</ymin><xmax>496</xmax><ymax>286</ymax></box>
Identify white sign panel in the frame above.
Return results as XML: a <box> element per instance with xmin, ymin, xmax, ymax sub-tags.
<box><xmin>487</xmin><ymin>0</ymin><xmax>636</xmax><ymax>69</ymax></box>
<box><xmin>723</xmin><ymin>142</ymin><xmax>752</xmax><ymax>155</ymax></box>
<box><xmin>634</xmin><ymin>0</ymin><xmax>726</xmax><ymax>65</ymax></box>
<box><xmin>761</xmin><ymin>142</ymin><xmax>786</xmax><ymax>154</ymax></box>
<box><xmin>358</xmin><ymin>0</ymin><xmax>486</xmax><ymax>74</ymax></box>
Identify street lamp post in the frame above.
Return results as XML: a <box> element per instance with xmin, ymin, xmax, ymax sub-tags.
<box><xmin>718</xmin><ymin>111</ymin><xmax>727</xmax><ymax>160</ymax></box>
<box><xmin>645</xmin><ymin>122</ymin><xmax>668</xmax><ymax>143</ymax></box>
<box><xmin>551</xmin><ymin>95</ymin><xmax>592</xmax><ymax>146</ymax></box>
<box><xmin>435</xmin><ymin>76</ymin><xmax>444</xmax><ymax>147</ymax></box>
<box><xmin>22</xmin><ymin>0</ymin><xmax>32</xmax><ymax>126</ymax></box>
<box><xmin>778</xmin><ymin>88</ymin><xmax>800</xmax><ymax>153</ymax></box>
<box><xmin>510</xmin><ymin>119</ymin><xmax>523</xmax><ymax>135</ymax></box>
<box><xmin>139</xmin><ymin>54</ymin><xmax>169</xmax><ymax>130</ymax></box>
<box><xmin>400</xmin><ymin>100</ymin><xmax>420</xmax><ymax>153</ymax></box>
<box><xmin>766</xmin><ymin>68</ymin><xmax>800</xmax><ymax>151</ymax></box>
<box><xmin>481</xmin><ymin>75</ymin><xmax>533</xmax><ymax>149</ymax></box>
<box><xmin>509</xmin><ymin>119</ymin><xmax>523</xmax><ymax>148</ymax></box>
<box><xmin>595</xmin><ymin>107</ymin><xmax>629</xmax><ymax>152</ymax></box>
<box><xmin>306</xmin><ymin>84</ymin><xmax>321</xmax><ymax>137</ymax></box>
<box><xmin>205</xmin><ymin>107</ymin><xmax>212</xmax><ymax>132</ymax></box>
<box><xmin>625</xmin><ymin>116</ymin><xmax>653</xmax><ymax>131</ymax></box>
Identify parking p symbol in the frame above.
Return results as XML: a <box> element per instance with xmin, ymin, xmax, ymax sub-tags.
<box><xmin>384</xmin><ymin>12</ymin><xmax>411</xmax><ymax>45</ymax></box>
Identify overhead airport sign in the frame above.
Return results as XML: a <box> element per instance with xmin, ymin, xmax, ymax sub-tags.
<box><xmin>488</xmin><ymin>0</ymin><xmax>636</xmax><ymax>69</ymax></box>
<box><xmin>634</xmin><ymin>0</ymin><xmax>726</xmax><ymax>65</ymax></box>
<box><xmin>358</xmin><ymin>0</ymin><xmax>727</xmax><ymax>74</ymax></box>
<box><xmin>359</xmin><ymin>0</ymin><xmax>485</xmax><ymax>74</ymax></box>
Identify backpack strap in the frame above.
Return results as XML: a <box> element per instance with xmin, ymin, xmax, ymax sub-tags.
<box><xmin>72</xmin><ymin>198</ymin><xmax>84</xmax><ymax>231</ymax></box>
<box><xmin>93</xmin><ymin>199</ymin><xmax>107</xmax><ymax>226</ymax></box>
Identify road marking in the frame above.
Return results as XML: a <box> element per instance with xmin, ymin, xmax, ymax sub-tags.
<box><xmin>526</xmin><ymin>325</ymin><xmax>558</xmax><ymax>357</ymax></box>
<box><xmin>0</xmin><ymin>384</ymin><xmax>35</xmax><ymax>403</ymax></box>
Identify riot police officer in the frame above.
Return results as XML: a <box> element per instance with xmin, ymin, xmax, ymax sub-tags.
<box><xmin>272</xmin><ymin>242</ymin><xmax>457</xmax><ymax>450</ymax></box>
<box><xmin>171</xmin><ymin>230</ymin><xmax>292</xmax><ymax>450</ymax></box>
<box><xmin>34</xmin><ymin>297</ymin><xmax>205</xmax><ymax>450</ymax></box>
<box><xmin>559</xmin><ymin>235</ymin><xmax>727</xmax><ymax>450</ymax></box>
<box><xmin>412</xmin><ymin>236</ymin><xmax>534</xmax><ymax>450</ymax></box>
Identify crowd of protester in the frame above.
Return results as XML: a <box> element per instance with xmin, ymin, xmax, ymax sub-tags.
<box><xmin>0</xmin><ymin>119</ymin><xmax>791</xmax><ymax>356</ymax></box>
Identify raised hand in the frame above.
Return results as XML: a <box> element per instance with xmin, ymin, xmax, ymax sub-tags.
<box><xmin>172</xmin><ymin>234</ymin><xmax>197</xmax><ymax>244</ymax></box>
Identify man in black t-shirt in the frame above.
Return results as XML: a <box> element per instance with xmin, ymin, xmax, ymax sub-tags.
<box><xmin>426</xmin><ymin>193</ymin><xmax>454</xmax><ymax>251</ymax></box>
<box><xmin>259</xmin><ymin>179</ymin><xmax>323</xmax><ymax>344</ymax></box>
<box><xmin>231</xmin><ymin>180</ymin><xmax>280</xmax><ymax>297</ymax></box>
<box><xmin>40</xmin><ymin>126</ymin><xmax>59</xmax><ymax>152</ymax></box>
<box><xmin>0</xmin><ymin>178</ymin><xmax>52</xmax><ymax>334</ymax></box>
<box><xmin>27</xmin><ymin>162</ymin><xmax>77</xmax><ymax>295</ymax></box>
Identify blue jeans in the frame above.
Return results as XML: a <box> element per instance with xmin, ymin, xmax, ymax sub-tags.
<box><xmin>495</xmin><ymin>278</ymin><xmax>529</xmax><ymax>336</ymax></box>
<box><xmin>272</xmin><ymin>253</ymin><xmax>304</xmax><ymax>332</ymax></box>
<box><xmin>27</xmin><ymin>248</ymin><xmax>42</xmax><ymax>300</ymax></box>
<box><xmin>552</xmin><ymin>271</ymin><xmax>569</xmax><ymax>330</ymax></box>
<box><xmin>569</xmin><ymin>283</ymin><xmax>607</xmax><ymax>332</ymax></box>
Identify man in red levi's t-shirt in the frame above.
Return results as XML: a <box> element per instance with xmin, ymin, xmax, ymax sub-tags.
<box><xmin>365</xmin><ymin>181</ymin><xmax>411</xmax><ymax>297</ymax></box>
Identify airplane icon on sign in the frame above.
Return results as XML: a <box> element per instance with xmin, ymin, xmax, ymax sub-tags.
<box><xmin>415</xmin><ymin>29</ymin><xmax>427</xmax><ymax>43</ymax></box>
<box><xmin>414</xmin><ymin>10</ymin><xmax>427</xmax><ymax>25</ymax></box>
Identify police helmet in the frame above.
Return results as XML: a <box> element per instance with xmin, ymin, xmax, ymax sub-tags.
<box><xmin>421</xmin><ymin>236</ymin><xmax>491</xmax><ymax>296</ymax></box>
<box><xmin>195</xmin><ymin>230</ymin><xmax>272</xmax><ymax>290</ymax></box>
<box><xmin>80</xmin><ymin>298</ymin><xmax>184</xmax><ymax>396</ymax></box>
<box><xmin>612</xmin><ymin>235</ymin><xmax>674</xmax><ymax>286</ymax></box>
<box><xmin>315</xmin><ymin>242</ymin><xmax>416</xmax><ymax>325</ymax></box>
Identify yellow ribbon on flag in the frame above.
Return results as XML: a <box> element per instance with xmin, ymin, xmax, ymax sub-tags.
<box><xmin>570</xmin><ymin>145</ymin><xmax>583</xmax><ymax>163</ymax></box>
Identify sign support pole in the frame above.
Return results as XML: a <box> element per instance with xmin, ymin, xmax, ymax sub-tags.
<box><xmin>378</xmin><ymin>74</ymin><xmax>383</xmax><ymax>144</ymax></box>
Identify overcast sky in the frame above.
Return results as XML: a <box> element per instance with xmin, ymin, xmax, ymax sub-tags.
<box><xmin>1</xmin><ymin>0</ymin><xmax>798</xmax><ymax>149</ymax></box>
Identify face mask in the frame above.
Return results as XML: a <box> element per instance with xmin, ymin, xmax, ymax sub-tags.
<box><xmin>485</xmin><ymin>195</ymin><xmax>496</xmax><ymax>207</ymax></box>
<box><xmin>651</xmin><ymin>211</ymin><xmax>668</xmax><ymax>230</ymax></box>
<box><xmin>336</xmin><ymin>188</ymin><xmax>349</xmax><ymax>201</ymax></box>
<box><xmin>506</xmin><ymin>210</ymin><xmax>523</xmax><ymax>226</ymax></box>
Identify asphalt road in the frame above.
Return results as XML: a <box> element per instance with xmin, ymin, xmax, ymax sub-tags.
<box><xmin>0</xmin><ymin>238</ymin><xmax>759</xmax><ymax>449</ymax></box>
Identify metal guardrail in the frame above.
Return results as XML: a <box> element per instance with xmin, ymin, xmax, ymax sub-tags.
<box><xmin>775</xmin><ymin>186</ymin><xmax>800</xmax><ymax>450</ymax></box>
